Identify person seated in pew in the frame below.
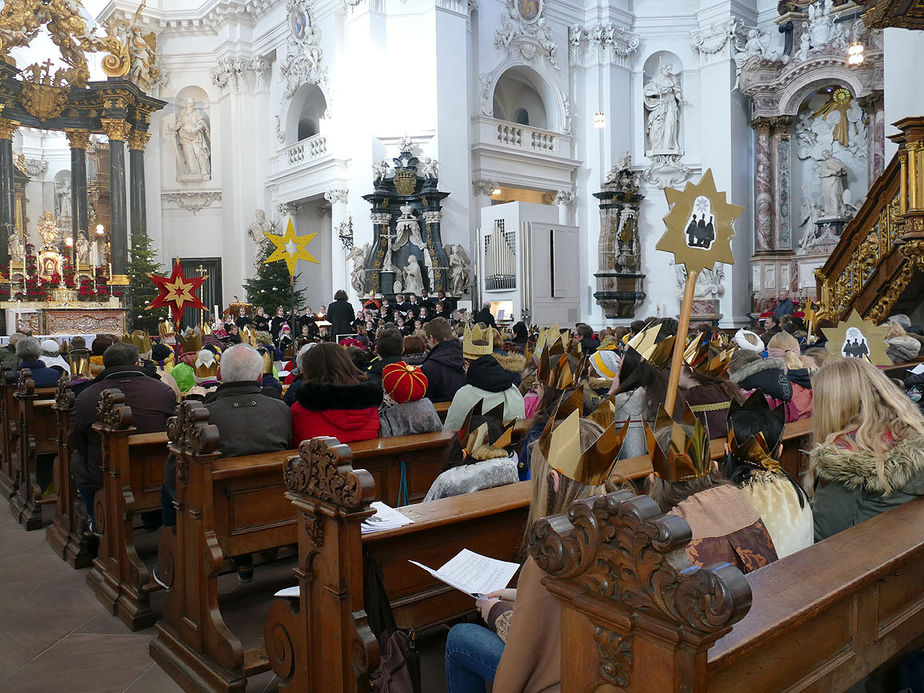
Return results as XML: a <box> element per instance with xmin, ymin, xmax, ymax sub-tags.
<box><xmin>490</xmin><ymin>330</ymin><xmax>526</xmax><ymax>387</ymax></box>
<box><xmin>807</xmin><ymin>357</ymin><xmax>924</xmax><ymax>541</ymax></box>
<box><xmin>442</xmin><ymin>326</ymin><xmax>525</xmax><ymax>432</ymax></box>
<box><xmin>767</xmin><ymin>331</ymin><xmax>814</xmax><ymax>421</ymax></box>
<box><xmin>40</xmin><ymin>339</ymin><xmax>70</xmax><ymax>374</ymax></box>
<box><xmin>587</xmin><ymin>347</ymin><xmax>620</xmax><ymax>396</ymax></box>
<box><xmin>16</xmin><ymin>336</ymin><xmax>62</xmax><ymax>387</ymax></box>
<box><xmin>366</xmin><ymin>328</ymin><xmax>405</xmax><ymax>384</ymax></box>
<box><xmin>645</xmin><ymin>403</ymin><xmax>778</xmax><ymax>574</ymax></box>
<box><xmin>0</xmin><ymin>331</ymin><xmax>22</xmax><ymax>370</ymax></box>
<box><xmin>723</xmin><ymin>391</ymin><xmax>813</xmax><ymax>558</ymax></box>
<box><xmin>69</xmin><ymin>343</ymin><xmax>177</xmax><ymax>536</ymax></box>
<box><xmin>445</xmin><ymin>411</ymin><xmax>625</xmax><ymax>693</ymax></box>
<box><xmin>676</xmin><ymin>345</ymin><xmax>740</xmax><ymax>439</ymax></box>
<box><xmin>291</xmin><ymin>342</ymin><xmax>383</xmax><ymax>444</ymax></box>
<box><xmin>378</xmin><ymin>361</ymin><xmax>441</xmax><ymax>437</ymax></box>
<box><xmin>420</xmin><ymin>317</ymin><xmax>467</xmax><ymax>404</ymax></box>
<box><xmin>423</xmin><ymin>401</ymin><xmax>518</xmax><ymax>502</ymax></box>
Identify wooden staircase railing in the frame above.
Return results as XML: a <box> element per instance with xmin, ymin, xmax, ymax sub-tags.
<box><xmin>817</xmin><ymin>116</ymin><xmax>924</xmax><ymax>322</ymax></box>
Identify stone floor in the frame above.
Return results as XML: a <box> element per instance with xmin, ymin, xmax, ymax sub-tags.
<box><xmin>0</xmin><ymin>507</ymin><xmax>449</xmax><ymax>692</ymax></box>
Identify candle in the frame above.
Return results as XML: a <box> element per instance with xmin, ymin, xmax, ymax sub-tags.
<box><xmin>214</xmin><ymin>305</ymin><xmax>219</xmax><ymax>323</ymax></box>
<box><xmin>108</xmin><ymin>262</ymin><xmax>112</xmax><ymax>280</ymax></box>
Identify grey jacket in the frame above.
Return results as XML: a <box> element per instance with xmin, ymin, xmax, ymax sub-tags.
<box><xmin>612</xmin><ymin>388</ymin><xmax>650</xmax><ymax>460</ymax></box>
<box><xmin>807</xmin><ymin>432</ymin><xmax>924</xmax><ymax>541</ymax></box>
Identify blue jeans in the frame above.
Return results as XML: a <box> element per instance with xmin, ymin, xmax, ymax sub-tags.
<box><xmin>162</xmin><ymin>485</ymin><xmax>177</xmax><ymax>528</ymax></box>
<box><xmin>445</xmin><ymin>623</ymin><xmax>504</xmax><ymax>693</ymax></box>
<box><xmin>77</xmin><ymin>486</ymin><xmax>96</xmax><ymax>523</ymax></box>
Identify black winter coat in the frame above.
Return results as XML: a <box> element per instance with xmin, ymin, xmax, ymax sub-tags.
<box><xmin>327</xmin><ymin>299</ymin><xmax>356</xmax><ymax>341</ymax></box>
<box><xmin>420</xmin><ymin>339</ymin><xmax>466</xmax><ymax>403</ymax></box>
<box><xmin>728</xmin><ymin>357</ymin><xmax>793</xmax><ymax>402</ymax></box>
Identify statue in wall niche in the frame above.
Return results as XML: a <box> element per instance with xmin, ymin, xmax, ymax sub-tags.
<box><xmin>8</xmin><ymin>232</ymin><xmax>24</xmax><ymax>262</ymax></box>
<box><xmin>56</xmin><ymin>179</ymin><xmax>72</xmax><ymax>220</ymax></box>
<box><xmin>248</xmin><ymin>209</ymin><xmax>272</xmax><ymax>243</ymax></box>
<box><xmin>173</xmin><ymin>98</ymin><xmax>211</xmax><ymax>180</ymax></box>
<box><xmin>446</xmin><ymin>244</ymin><xmax>472</xmax><ymax>296</ymax></box>
<box><xmin>393</xmin><ymin>205</ymin><xmax>425</xmax><ymax>250</ymax></box>
<box><xmin>76</xmin><ymin>232</ymin><xmax>90</xmax><ymax>265</ymax></box>
<box><xmin>403</xmin><ymin>255</ymin><xmax>425</xmax><ymax>295</ymax></box>
<box><xmin>348</xmin><ymin>244</ymin><xmax>369</xmax><ymax>296</ymax></box>
<box><xmin>644</xmin><ymin>62</ymin><xmax>683</xmax><ymax>153</ymax></box>
<box><xmin>819</xmin><ymin>150</ymin><xmax>848</xmax><ymax>218</ymax></box>
<box><xmin>798</xmin><ymin>192</ymin><xmax>825</xmax><ymax>249</ymax></box>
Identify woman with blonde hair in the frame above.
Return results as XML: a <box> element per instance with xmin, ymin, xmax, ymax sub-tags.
<box><xmin>807</xmin><ymin>357</ymin><xmax>924</xmax><ymax>541</ymax></box>
<box><xmin>884</xmin><ymin>319</ymin><xmax>922</xmax><ymax>364</ymax></box>
<box><xmin>766</xmin><ymin>331</ymin><xmax>813</xmax><ymax>421</ymax></box>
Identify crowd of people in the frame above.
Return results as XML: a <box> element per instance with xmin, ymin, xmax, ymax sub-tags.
<box><xmin>4</xmin><ymin>288</ymin><xmax>923</xmax><ymax>691</ymax></box>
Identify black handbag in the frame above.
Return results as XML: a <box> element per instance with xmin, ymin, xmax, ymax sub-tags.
<box><xmin>364</xmin><ymin>556</ymin><xmax>421</xmax><ymax>693</ymax></box>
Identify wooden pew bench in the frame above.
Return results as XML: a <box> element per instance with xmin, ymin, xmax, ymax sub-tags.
<box><xmin>0</xmin><ymin>368</ymin><xmax>18</xmax><ymax>498</ymax></box>
<box><xmin>9</xmin><ymin>369</ymin><xmax>58</xmax><ymax>529</ymax></box>
<box><xmin>531</xmin><ymin>491</ymin><xmax>924</xmax><ymax>692</ymax></box>
<box><xmin>45</xmin><ymin>378</ymin><xmax>97</xmax><ymax>568</ymax></box>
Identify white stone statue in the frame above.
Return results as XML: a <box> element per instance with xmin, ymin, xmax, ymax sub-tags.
<box><xmin>347</xmin><ymin>243</ymin><xmax>369</xmax><ymax>296</ymax></box>
<box><xmin>248</xmin><ymin>209</ymin><xmax>272</xmax><ymax>243</ymax></box>
<box><xmin>446</xmin><ymin>244</ymin><xmax>472</xmax><ymax>296</ymax></box>
<box><xmin>393</xmin><ymin>204</ymin><xmax>425</xmax><ymax>250</ymax></box>
<box><xmin>56</xmin><ymin>180</ymin><xmax>72</xmax><ymax>219</ymax></box>
<box><xmin>819</xmin><ymin>150</ymin><xmax>848</xmax><ymax>218</ymax></box>
<box><xmin>675</xmin><ymin>263</ymin><xmax>725</xmax><ymax>299</ymax></box>
<box><xmin>76</xmin><ymin>232</ymin><xmax>90</xmax><ymax>265</ymax></box>
<box><xmin>419</xmin><ymin>157</ymin><xmax>439</xmax><ymax>180</ymax></box>
<box><xmin>173</xmin><ymin>98</ymin><xmax>211</xmax><ymax>179</ymax></box>
<box><xmin>644</xmin><ymin>62</ymin><xmax>683</xmax><ymax>153</ymax></box>
<box><xmin>372</xmin><ymin>160</ymin><xmax>390</xmax><ymax>183</ymax></box>
<box><xmin>403</xmin><ymin>255</ymin><xmax>424</xmax><ymax>295</ymax></box>
<box><xmin>798</xmin><ymin>191</ymin><xmax>825</xmax><ymax>249</ymax></box>
<box><xmin>8</xmin><ymin>232</ymin><xmax>24</xmax><ymax>262</ymax></box>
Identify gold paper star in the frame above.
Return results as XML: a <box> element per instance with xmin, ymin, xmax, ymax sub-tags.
<box><xmin>822</xmin><ymin>309</ymin><xmax>891</xmax><ymax>366</ymax></box>
<box><xmin>264</xmin><ymin>218</ymin><xmax>319</xmax><ymax>275</ymax></box>
<box><xmin>657</xmin><ymin>169</ymin><xmax>743</xmax><ymax>274</ymax></box>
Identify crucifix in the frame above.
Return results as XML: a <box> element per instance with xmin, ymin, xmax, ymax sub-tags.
<box><xmin>196</xmin><ymin>264</ymin><xmax>208</xmax><ymax>327</ymax></box>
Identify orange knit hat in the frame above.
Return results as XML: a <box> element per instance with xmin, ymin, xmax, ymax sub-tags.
<box><xmin>381</xmin><ymin>361</ymin><xmax>428</xmax><ymax>404</ymax></box>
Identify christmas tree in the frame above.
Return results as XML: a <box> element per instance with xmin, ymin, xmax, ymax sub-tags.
<box><xmin>127</xmin><ymin>232</ymin><xmax>168</xmax><ymax>332</ymax></box>
<box><xmin>244</xmin><ymin>231</ymin><xmax>307</xmax><ymax>313</ymax></box>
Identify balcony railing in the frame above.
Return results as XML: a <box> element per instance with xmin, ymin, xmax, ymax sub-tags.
<box><xmin>475</xmin><ymin>116</ymin><xmax>570</xmax><ymax>158</ymax></box>
<box><xmin>285</xmin><ymin>134</ymin><xmax>328</xmax><ymax>167</ymax></box>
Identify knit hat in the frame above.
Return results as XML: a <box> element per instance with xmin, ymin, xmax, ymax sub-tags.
<box><xmin>172</xmin><ymin>363</ymin><xmax>195</xmax><ymax>393</ymax></box>
<box><xmin>381</xmin><ymin>361</ymin><xmax>428</xmax><ymax>404</ymax></box>
<box><xmin>589</xmin><ymin>349</ymin><xmax>619</xmax><ymax>379</ymax></box>
<box><xmin>734</xmin><ymin>329</ymin><xmax>764</xmax><ymax>352</ymax></box>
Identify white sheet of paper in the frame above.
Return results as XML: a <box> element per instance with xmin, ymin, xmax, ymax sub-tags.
<box><xmin>274</xmin><ymin>585</ymin><xmax>299</xmax><ymax>598</ymax></box>
<box><xmin>409</xmin><ymin>549</ymin><xmax>519</xmax><ymax>597</ymax></box>
<box><xmin>910</xmin><ymin>363</ymin><xmax>924</xmax><ymax>375</ymax></box>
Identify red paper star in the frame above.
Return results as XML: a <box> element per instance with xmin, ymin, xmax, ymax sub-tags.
<box><xmin>146</xmin><ymin>260</ymin><xmax>207</xmax><ymax>325</ymax></box>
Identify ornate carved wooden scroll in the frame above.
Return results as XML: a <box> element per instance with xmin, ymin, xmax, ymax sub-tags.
<box><xmin>94</xmin><ymin>387</ymin><xmax>133</xmax><ymax>430</ymax></box>
<box><xmin>530</xmin><ymin>491</ymin><xmax>752</xmax><ymax>690</ymax></box>
<box><xmin>267</xmin><ymin>436</ymin><xmax>378</xmax><ymax>692</ymax></box>
<box><xmin>15</xmin><ymin>368</ymin><xmax>34</xmax><ymax>398</ymax></box>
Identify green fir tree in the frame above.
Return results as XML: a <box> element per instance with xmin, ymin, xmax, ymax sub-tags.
<box><xmin>244</xmin><ymin>233</ymin><xmax>307</xmax><ymax>313</ymax></box>
<box><xmin>127</xmin><ymin>232</ymin><xmax>168</xmax><ymax>332</ymax></box>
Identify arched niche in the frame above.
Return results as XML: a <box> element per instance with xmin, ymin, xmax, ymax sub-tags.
<box><xmin>53</xmin><ymin>169</ymin><xmax>72</xmax><ymax>223</ymax></box>
<box><xmin>642</xmin><ymin>51</ymin><xmax>684</xmax><ymax>154</ymax></box>
<box><xmin>285</xmin><ymin>82</ymin><xmax>329</xmax><ymax>145</ymax></box>
<box><xmin>777</xmin><ymin>67</ymin><xmax>867</xmax><ymax>117</ymax></box>
<box><xmin>492</xmin><ymin>66</ymin><xmax>548</xmax><ymax>130</ymax></box>
<box><xmin>172</xmin><ymin>85</ymin><xmax>212</xmax><ymax>183</ymax></box>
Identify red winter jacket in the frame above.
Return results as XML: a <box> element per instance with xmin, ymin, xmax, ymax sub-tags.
<box><xmin>291</xmin><ymin>380</ymin><xmax>383</xmax><ymax>445</ymax></box>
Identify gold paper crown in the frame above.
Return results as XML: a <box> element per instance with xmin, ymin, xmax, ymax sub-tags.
<box><xmin>201</xmin><ymin>322</ymin><xmax>212</xmax><ymax>336</ymax></box>
<box><xmin>537</xmin><ymin>406</ymin><xmax>630</xmax><ymax>486</ymax></box>
<box><xmin>193</xmin><ymin>350</ymin><xmax>220</xmax><ymax>379</ymax></box>
<box><xmin>257</xmin><ymin>347</ymin><xmax>274</xmax><ymax>376</ymax></box>
<box><xmin>179</xmin><ymin>327</ymin><xmax>203</xmax><ymax>354</ymax></box>
<box><xmin>644</xmin><ymin>403</ymin><xmax>712</xmax><ymax>483</ymax></box>
<box><xmin>241</xmin><ymin>326</ymin><xmax>258</xmax><ymax>347</ymax></box>
<box><xmin>624</xmin><ymin>322</ymin><xmax>668</xmax><ymax>364</ymax></box>
<box><xmin>158</xmin><ymin>319</ymin><xmax>175</xmax><ymax>340</ymax></box>
<box><xmin>533</xmin><ymin>324</ymin><xmax>559</xmax><ymax>355</ymax></box>
<box><xmin>538</xmin><ymin>350</ymin><xmax>579</xmax><ymax>390</ymax></box>
<box><xmin>68</xmin><ymin>348</ymin><xmax>90</xmax><ymax>377</ymax></box>
<box><xmin>463</xmin><ymin>324</ymin><xmax>494</xmax><ymax>359</ymax></box>
<box><xmin>457</xmin><ymin>400</ymin><xmax>516</xmax><ymax>457</ymax></box>
<box><xmin>683</xmin><ymin>333</ymin><xmax>734</xmax><ymax>377</ymax></box>
<box><xmin>123</xmin><ymin>330</ymin><xmax>152</xmax><ymax>355</ymax></box>
<box><xmin>726</xmin><ymin>391</ymin><xmax>786</xmax><ymax>473</ymax></box>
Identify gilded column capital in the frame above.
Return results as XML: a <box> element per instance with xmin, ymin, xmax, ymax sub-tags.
<box><xmin>65</xmin><ymin>129</ymin><xmax>91</xmax><ymax>150</ymax></box>
<box><xmin>750</xmin><ymin>116</ymin><xmax>774</xmax><ymax>133</ymax></box>
<box><xmin>0</xmin><ymin>118</ymin><xmax>20</xmax><ymax>139</ymax></box>
<box><xmin>128</xmin><ymin>130</ymin><xmax>151</xmax><ymax>151</ymax></box>
<box><xmin>100</xmin><ymin>118</ymin><xmax>132</xmax><ymax>141</ymax></box>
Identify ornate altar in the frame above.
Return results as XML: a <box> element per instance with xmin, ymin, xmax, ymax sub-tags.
<box><xmin>362</xmin><ymin>140</ymin><xmax>452</xmax><ymax>297</ymax></box>
<box><xmin>3</xmin><ymin>301</ymin><xmax>125</xmax><ymax>335</ymax></box>
<box><xmin>593</xmin><ymin>155</ymin><xmax>646</xmax><ymax>319</ymax></box>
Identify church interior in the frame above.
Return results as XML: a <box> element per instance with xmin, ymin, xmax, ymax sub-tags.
<box><xmin>1</xmin><ymin>0</ymin><xmax>924</xmax><ymax>691</ymax></box>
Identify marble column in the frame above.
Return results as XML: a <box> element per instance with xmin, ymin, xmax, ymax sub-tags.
<box><xmin>101</xmin><ymin>119</ymin><xmax>131</xmax><ymax>277</ymax></box>
<box><xmin>65</xmin><ymin>130</ymin><xmax>90</xmax><ymax>267</ymax></box>
<box><xmin>0</xmin><ymin>117</ymin><xmax>19</xmax><ymax>268</ymax></box>
<box><xmin>753</xmin><ymin>118</ymin><xmax>774</xmax><ymax>253</ymax></box>
<box><xmin>553</xmin><ymin>190</ymin><xmax>575</xmax><ymax>225</ymax></box>
<box><xmin>128</xmin><ymin>130</ymin><xmax>150</xmax><ymax>247</ymax></box>
<box><xmin>771</xmin><ymin>117</ymin><xmax>793</xmax><ymax>252</ymax></box>
<box><xmin>859</xmin><ymin>92</ymin><xmax>886</xmax><ymax>181</ymax></box>
<box><xmin>324</xmin><ymin>188</ymin><xmax>350</xmax><ymax>300</ymax></box>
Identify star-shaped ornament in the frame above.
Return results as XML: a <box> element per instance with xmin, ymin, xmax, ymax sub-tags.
<box><xmin>146</xmin><ymin>260</ymin><xmax>208</xmax><ymax>325</ymax></box>
<box><xmin>264</xmin><ymin>218</ymin><xmax>319</xmax><ymax>275</ymax></box>
<box><xmin>822</xmin><ymin>309</ymin><xmax>891</xmax><ymax>366</ymax></box>
<box><xmin>657</xmin><ymin>169</ymin><xmax>744</xmax><ymax>274</ymax></box>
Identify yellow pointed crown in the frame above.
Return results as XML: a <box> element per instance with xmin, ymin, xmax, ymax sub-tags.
<box><xmin>179</xmin><ymin>327</ymin><xmax>203</xmax><ymax>354</ymax></box>
<box><xmin>193</xmin><ymin>349</ymin><xmax>220</xmax><ymax>379</ymax></box>
<box><xmin>538</xmin><ymin>350</ymin><xmax>580</xmax><ymax>390</ymax></box>
<box><xmin>625</xmin><ymin>322</ymin><xmax>673</xmax><ymax>368</ymax></box>
<box><xmin>158</xmin><ymin>319</ymin><xmax>175</xmax><ymax>340</ymax></box>
<box><xmin>533</xmin><ymin>324</ymin><xmax>566</xmax><ymax>356</ymax></box>
<box><xmin>463</xmin><ymin>324</ymin><xmax>494</xmax><ymax>360</ymax></box>
<box><xmin>240</xmin><ymin>326</ymin><xmax>258</xmax><ymax>347</ymax></box>
<box><xmin>123</xmin><ymin>330</ymin><xmax>152</xmax><ymax>355</ymax></box>
<box><xmin>644</xmin><ymin>402</ymin><xmax>712</xmax><ymax>483</ymax></box>
<box><xmin>457</xmin><ymin>400</ymin><xmax>516</xmax><ymax>457</ymax></box>
<box><xmin>67</xmin><ymin>348</ymin><xmax>91</xmax><ymax>377</ymax></box>
<box><xmin>726</xmin><ymin>391</ymin><xmax>786</xmax><ymax>473</ymax></box>
<box><xmin>683</xmin><ymin>332</ymin><xmax>734</xmax><ymax>377</ymax></box>
<box><xmin>537</xmin><ymin>403</ymin><xmax>630</xmax><ymax>486</ymax></box>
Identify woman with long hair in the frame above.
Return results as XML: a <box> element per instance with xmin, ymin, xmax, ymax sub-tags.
<box><xmin>290</xmin><ymin>342</ymin><xmax>382</xmax><ymax>444</ymax></box>
<box><xmin>444</xmin><ymin>417</ymin><xmax>619</xmax><ymax>693</ymax></box>
<box><xmin>807</xmin><ymin>357</ymin><xmax>924</xmax><ymax>540</ymax></box>
<box><xmin>766</xmin><ymin>331</ymin><xmax>813</xmax><ymax>421</ymax></box>
<box><xmin>677</xmin><ymin>357</ymin><xmax>742</xmax><ymax>439</ymax></box>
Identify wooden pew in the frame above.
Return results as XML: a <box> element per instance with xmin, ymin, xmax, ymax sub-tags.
<box><xmin>45</xmin><ymin>377</ymin><xmax>97</xmax><ymax>568</ymax></box>
<box><xmin>0</xmin><ymin>367</ymin><xmax>17</xmax><ymax>498</ymax></box>
<box><xmin>532</xmin><ymin>491</ymin><xmax>924</xmax><ymax>691</ymax></box>
<box><xmin>9</xmin><ymin>369</ymin><xmax>58</xmax><ymax>529</ymax></box>
<box><xmin>433</xmin><ymin>400</ymin><xmax>451</xmax><ymax>422</ymax></box>
<box><xmin>86</xmin><ymin>388</ymin><xmax>170</xmax><ymax>631</ymax></box>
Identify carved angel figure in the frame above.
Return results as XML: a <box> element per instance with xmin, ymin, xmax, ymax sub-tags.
<box><xmin>347</xmin><ymin>243</ymin><xmax>369</xmax><ymax>296</ymax></box>
<box><xmin>372</xmin><ymin>160</ymin><xmax>390</xmax><ymax>183</ymax></box>
<box><xmin>446</xmin><ymin>244</ymin><xmax>472</xmax><ymax>296</ymax></box>
<box><xmin>418</xmin><ymin>157</ymin><xmax>439</xmax><ymax>180</ymax></box>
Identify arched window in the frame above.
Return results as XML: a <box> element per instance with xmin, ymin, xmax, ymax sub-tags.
<box><xmin>492</xmin><ymin>67</ymin><xmax>548</xmax><ymax>130</ymax></box>
<box><xmin>513</xmin><ymin>108</ymin><xmax>529</xmax><ymax>126</ymax></box>
<box><xmin>287</xmin><ymin>84</ymin><xmax>328</xmax><ymax>144</ymax></box>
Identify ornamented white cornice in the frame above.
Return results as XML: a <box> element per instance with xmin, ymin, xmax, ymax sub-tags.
<box><xmin>422</xmin><ymin>210</ymin><xmax>442</xmax><ymax>224</ymax></box>
<box><xmin>472</xmin><ymin>179</ymin><xmax>498</xmax><ymax>197</ymax></box>
<box><xmin>568</xmin><ymin>24</ymin><xmax>640</xmax><ymax>68</ymax></box>
<box><xmin>278</xmin><ymin>201</ymin><xmax>299</xmax><ymax>216</ymax></box>
<box><xmin>494</xmin><ymin>0</ymin><xmax>559</xmax><ymax>69</ymax></box>
<box><xmin>690</xmin><ymin>18</ymin><xmax>747</xmax><ymax>57</ymax></box>
<box><xmin>102</xmin><ymin>0</ymin><xmax>280</xmax><ymax>34</ymax></box>
<box><xmin>162</xmin><ymin>191</ymin><xmax>222</xmax><ymax>215</ymax></box>
<box><xmin>552</xmin><ymin>190</ymin><xmax>575</xmax><ymax>206</ymax></box>
<box><xmin>280</xmin><ymin>0</ymin><xmax>327</xmax><ymax>100</ymax></box>
<box><xmin>324</xmin><ymin>188</ymin><xmax>349</xmax><ymax>204</ymax></box>
<box><xmin>211</xmin><ymin>55</ymin><xmax>269</xmax><ymax>92</ymax></box>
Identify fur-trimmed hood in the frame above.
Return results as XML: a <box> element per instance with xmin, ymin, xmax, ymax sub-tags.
<box><xmin>492</xmin><ymin>351</ymin><xmax>526</xmax><ymax>374</ymax></box>
<box><xmin>295</xmin><ymin>380</ymin><xmax>383</xmax><ymax>411</ymax></box>
<box><xmin>728</xmin><ymin>356</ymin><xmax>792</xmax><ymax>402</ymax></box>
<box><xmin>728</xmin><ymin>356</ymin><xmax>785</xmax><ymax>384</ymax></box>
<box><xmin>808</xmin><ymin>432</ymin><xmax>924</xmax><ymax>496</ymax></box>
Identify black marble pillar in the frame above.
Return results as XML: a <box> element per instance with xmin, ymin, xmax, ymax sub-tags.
<box><xmin>129</xmin><ymin>145</ymin><xmax>146</xmax><ymax>246</ymax></box>
<box><xmin>69</xmin><ymin>138</ymin><xmax>89</xmax><ymax>266</ymax></box>
<box><xmin>108</xmin><ymin>135</ymin><xmax>128</xmax><ymax>276</ymax></box>
<box><xmin>0</xmin><ymin>131</ymin><xmax>14</xmax><ymax>267</ymax></box>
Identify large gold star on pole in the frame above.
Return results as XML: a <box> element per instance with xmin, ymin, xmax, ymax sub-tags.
<box><xmin>657</xmin><ymin>169</ymin><xmax>743</xmax><ymax>274</ymax></box>
<box><xmin>264</xmin><ymin>218</ymin><xmax>319</xmax><ymax>276</ymax></box>
<box><xmin>822</xmin><ymin>309</ymin><xmax>891</xmax><ymax>366</ymax></box>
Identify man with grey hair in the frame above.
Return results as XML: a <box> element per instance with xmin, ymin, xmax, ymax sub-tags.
<box><xmin>16</xmin><ymin>336</ymin><xmax>61</xmax><ymax>387</ymax></box>
<box><xmin>0</xmin><ymin>332</ymin><xmax>23</xmax><ymax>371</ymax></box>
